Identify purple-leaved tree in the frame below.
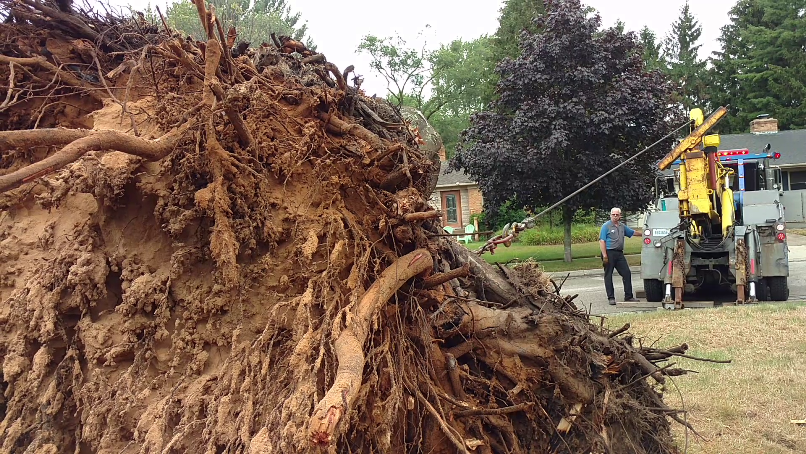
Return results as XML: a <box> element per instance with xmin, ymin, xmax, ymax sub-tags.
<box><xmin>452</xmin><ymin>0</ymin><xmax>681</xmax><ymax>261</ymax></box>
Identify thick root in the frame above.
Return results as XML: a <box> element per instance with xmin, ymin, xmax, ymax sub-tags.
<box><xmin>309</xmin><ymin>249</ymin><xmax>433</xmax><ymax>445</ymax></box>
<box><xmin>0</xmin><ymin>127</ymin><xmax>192</xmax><ymax>193</ymax></box>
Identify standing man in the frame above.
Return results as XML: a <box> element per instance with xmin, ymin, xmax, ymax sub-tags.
<box><xmin>599</xmin><ymin>208</ymin><xmax>642</xmax><ymax>305</ymax></box>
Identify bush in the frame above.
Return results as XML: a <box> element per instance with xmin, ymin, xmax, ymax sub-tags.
<box><xmin>469</xmin><ymin>212</ymin><xmax>485</xmax><ymax>229</ymax></box>
<box><xmin>485</xmin><ymin>200</ymin><xmax>527</xmax><ymax>230</ymax></box>
<box><xmin>518</xmin><ymin>224</ymin><xmax>601</xmax><ymax>246</ymax></box>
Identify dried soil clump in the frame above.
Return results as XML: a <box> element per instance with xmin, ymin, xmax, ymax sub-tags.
<box><xmin>0</xmin><ymin>3</ymin><xmax>688</xmax><ymax>453</ymax></box>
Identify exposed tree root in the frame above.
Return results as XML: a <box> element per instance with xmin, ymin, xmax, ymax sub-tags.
<box><xmin>309</xmin><ymin>249</ymin><xmax>433</xmax><ymax>444</ymax></box>
<box><xmin>0</xmin><ymin>126</ymin><xmax>193</xmax><ymax>192</ymax></box>
<box><xmin>0</xmin><ymin>55</ymin><xmax>105</xmax><ymax>101</ymax></box>
<box><xmin>0</xmin><ymin>3</ymin><xmax>690</xmax><ymax>454</ymax></box>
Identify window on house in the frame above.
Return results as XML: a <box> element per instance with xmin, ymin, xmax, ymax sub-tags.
<box><xmin>789</xmin><ymin>171</ymin><xmax>806</xmax><ymax>190</ymax></box>
<box><xmin>445</xmin><ymin>195</ymin><xmax>458</xmax><ymax>223</ymax></box>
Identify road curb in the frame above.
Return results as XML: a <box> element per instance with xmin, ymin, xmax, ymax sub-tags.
<box><xmin>544</xmin><ymin>266</ymin><xmax>640</xmax><ymax>278</ymax></box>
<box><xmin>544</xmin><ymin>268</ymin><xmax>603</xmax><ymax>278</ymax></box>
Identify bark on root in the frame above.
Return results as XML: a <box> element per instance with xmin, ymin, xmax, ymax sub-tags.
<box><xmin>308</xmin><ymin>249</ymin><xmax>434</xmax><ymax>445</ymax></box>
<box><xmin>0</xmin><ymin>127</ymin><xmax>191</xmax><ymax>193</ymax></box>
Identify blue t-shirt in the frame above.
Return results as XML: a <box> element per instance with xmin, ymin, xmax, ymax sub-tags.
<box><xmin>599</xmin><ymin>221</ymin><xmax>635</xmax><ymax>250</ymax></box>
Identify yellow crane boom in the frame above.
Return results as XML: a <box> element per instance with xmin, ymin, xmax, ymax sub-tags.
<box><xmin>657</xmin><ymin>106</ymin><xmax>728</xmax><ymax>171</ymax></box>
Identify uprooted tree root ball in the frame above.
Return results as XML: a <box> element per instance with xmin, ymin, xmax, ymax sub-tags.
<box><xmin>0</xmin><ymin>2</ymin><xmax>697</xmax><ymax>453</ymax></box>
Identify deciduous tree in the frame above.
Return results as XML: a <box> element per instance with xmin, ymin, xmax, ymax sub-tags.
<box><xmin>452</xmin><ymin>0</ymin><xmax>680</xmax><ymax>262</ymax></box>
<box><xmin>358</xmin><ymin>34</ymin><xmax>496</xmax><ymax>156</ymax></box>
<box><xmin>492</xmin><ymin>0</ymin><xmax>546</xmax><ymax>59</ymax></box>
<box><xmin>357</xmin><ymin>34</ymin><xmax>432</xmax><ymax>110</ymax></box>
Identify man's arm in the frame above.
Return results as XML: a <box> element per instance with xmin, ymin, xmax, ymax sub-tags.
<box><xmin>599</xmin><ymin>225</ymin><xmax>608</xmax><ymax>256</ymax></box>
<box><xmin>625</xmin><ymin>225</ymin><xmax>642</xmax><ymax>237</ymax></box>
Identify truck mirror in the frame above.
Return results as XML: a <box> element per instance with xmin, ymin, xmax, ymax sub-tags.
<box><xmin>665</xmin><ymin>178</ymin><xmax>675</xmax><ymax>194</ymax></box>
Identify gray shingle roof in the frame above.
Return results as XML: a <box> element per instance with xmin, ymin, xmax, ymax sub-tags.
<box><xmin>718</xmin><ymin>129</ymin><xmax>806</xmax><ymax>166</ymax></box>
<box><xmin>436</xmin><ymin>161</ymin><xmax>476</xmax><ymax>187</ymax></box>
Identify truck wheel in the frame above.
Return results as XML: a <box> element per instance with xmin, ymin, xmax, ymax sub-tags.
<box><xmin>767</xmin><ymin>277</ymin><xmax>789</xmax><ymax>301</ymax></box>
<box><xmin>754</xmin><ymin>280</ymin><xmax>768</xmax><ymax>301</ymax></box>
<box><xmin>644</xmin><ymin>279</ymin><xmax>664</xmax><ymax>302</ymax></box>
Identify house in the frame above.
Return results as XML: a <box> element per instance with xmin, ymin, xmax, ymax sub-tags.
<box><xmin>717</xmin><ymin>117</ymin><xmax>806</xmax><ymax>222</ymax></box>
<box><xmin>428</xmin><ymin>148</ymin><xmax>484</xmax><ymax>230</ymax></box>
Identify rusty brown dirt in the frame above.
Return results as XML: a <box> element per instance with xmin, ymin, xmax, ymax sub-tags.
<box><xmin>0</xmin><ymin>3</ymin><xmax>686</xmax><ymax>454</ymax></box>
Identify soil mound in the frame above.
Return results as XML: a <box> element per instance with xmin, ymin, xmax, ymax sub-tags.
<box><xmin>0</xmin><ymin>2</ymin><xmax>688</xmax><ymax>453</ymax></box>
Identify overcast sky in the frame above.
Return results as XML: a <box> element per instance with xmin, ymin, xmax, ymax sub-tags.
<box><xmin>110</xmin><ymin>0</ymin><xmax>738</xmax><ymax>96</ymax></box>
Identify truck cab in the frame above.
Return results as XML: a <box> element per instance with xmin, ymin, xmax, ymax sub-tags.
<box><xmin>641</xmin><ymin>146</ymin><xmax>789</xmax><ymax>303</ymax></box>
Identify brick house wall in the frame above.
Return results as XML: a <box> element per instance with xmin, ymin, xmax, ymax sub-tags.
<box><xmin>468</xmin><ymin>187</ymin><xmax>484</xmax><ymax>216</ymax></box>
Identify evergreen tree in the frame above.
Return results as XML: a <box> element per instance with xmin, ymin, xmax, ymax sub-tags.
<box><xmin>165</xmin><ymin>0</ymin><xmax>313</xmax><ymax>49</ymax></box>
<box><xmin>709</xmin><ymin>0</ymin><xmax>806</xmax><ymax>132</ymax></box>
<box><xmin>639</xmin><ymin>26</ymin><xmax>665</xmax><ymax>71</ymax></box>
<box><xmin>662</xmin><ymin>1</ymin><xmax>707</xmax><ymax>112</ymax></box>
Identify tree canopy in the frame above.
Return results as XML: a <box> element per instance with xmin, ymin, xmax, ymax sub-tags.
<box><xmin>639</xmin><ymin>26</ymin><xmax>665</xmax><ymax>72</ymax></box>
<box><xmin>452</xmin><ymin>0</ymin><xmax>680</xmax><ymax>260</ymax></box>
<box><xmin>357</xmin><ymin>34</ymin><xmax>496</xmax><ymax>157</ymax></box>
<box><xmin>357</xmin><ymin>34</ymin><xmax>433</xmax><ymax>109</ymax></box>
<box><xmin>165</xmin><ymin>0</ymin><xmax>313</xmax><ymax>49</ymax></box>
<box><xmin>492</xmin><ymin>0</ymin><xmax>546</xmax><ymax>59</ymax></box>
<box><xmin>662</xmin><ymin>1</ymin><xmax>708</xmax><ymax>112</ymax></box>
<box><xmin>708</xmin><ymin>0</ymin><xmax>806</xmax><ymax>132</ymax></box>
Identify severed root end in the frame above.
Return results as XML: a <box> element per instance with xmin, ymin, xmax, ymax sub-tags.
<box><xmin>310</xmin><ymin>405</ymin><xmax>344</xmax><ymax>445</ymax></box>
<box><xmin>307</xmin><ymin>249</ymin><xmax>433</xmax><ymax>446</ymax></box>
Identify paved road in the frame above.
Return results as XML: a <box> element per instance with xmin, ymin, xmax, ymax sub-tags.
<box><xmin>550</xmin><ymin>233</ymin><xmax>806</xmax><ymax>316</ymax></box>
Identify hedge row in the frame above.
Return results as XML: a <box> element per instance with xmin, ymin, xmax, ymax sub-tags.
<box><xmin>517</xmin><ymin>225</ymin><xmax>602</xmax><ymax>246</ymax></box>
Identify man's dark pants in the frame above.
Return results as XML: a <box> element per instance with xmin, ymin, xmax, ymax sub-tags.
<box><xmin>605</xmin><ymin>249</ymin><xmax>633</xmax><ymax>301</ymax></box>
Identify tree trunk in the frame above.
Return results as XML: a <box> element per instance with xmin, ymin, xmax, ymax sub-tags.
<box><xmin>563</xmin><ymin>205</ymin><xmax>573</xmax><ymax>263</ymax></box>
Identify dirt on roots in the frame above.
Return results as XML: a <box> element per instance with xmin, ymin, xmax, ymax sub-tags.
<box><xmin>0</xmin><ymin>3</ymin><xmax>687</xmax><ymax>453</ymax></box>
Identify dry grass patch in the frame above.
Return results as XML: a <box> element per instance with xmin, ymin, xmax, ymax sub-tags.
<box><xmin>606</xmin><ymin>303</ymin><xmax>806</xmax><ymax>454</ymax></box>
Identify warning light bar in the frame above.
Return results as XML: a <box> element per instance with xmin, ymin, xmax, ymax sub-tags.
<box><xmin>716</xmin><ymin>149</ymin><xmax>780</xmax><ymax>162</ymax></box>
<box><xmin>670</xmin><ymin>149</ymin><xmax>780</xmax><ymax>165</ymax></box>
<box><xmin>717</xmin><ymin>149</ymin><xmax>749</xmax><ymax>157</ymax></box>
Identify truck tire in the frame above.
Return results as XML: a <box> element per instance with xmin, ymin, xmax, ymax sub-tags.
<box><xmin>754</xmin><ymin>280</ymin><xmax>768</xmax><ymax>302</ymax></box>
<box><xmin>644</xmin><ymin>279</ymin><xmax>664</xmax><ymax>302</ymax></box>
<box><xmin>767</xmin><ymin>276</ymin><xmax>789</xmax><ymax>301</ymax></box>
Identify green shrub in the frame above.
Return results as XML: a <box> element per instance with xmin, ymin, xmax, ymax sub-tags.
<box><xmin>486</xmin><ymin>200</ymin><xmax>528</xmax><ymax>230</ymax></box>
<box><xmin>518</xmin><ymin>224</ymin><xmax>601</xmax><ymax>246</ymax></box>
<box><xmin>469</xmin><ymin>212</ymin><xmax>486</xmax><ymax>229</ymax></box>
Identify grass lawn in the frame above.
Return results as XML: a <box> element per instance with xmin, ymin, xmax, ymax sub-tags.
<box><xmin>463</xmin><ymin>235</ymin><xmax>643</xmax><ymax>272</ymax></box>
<box><xmin>606</xmin><ymin>303</ymin><xmax>806</xmax><ymax>454</ymax></box>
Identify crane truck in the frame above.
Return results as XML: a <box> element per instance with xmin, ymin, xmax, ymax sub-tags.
<box><xmin>641</xmin><ymin>107</ymin><xmax>789</xmax><ymax>309</ymax></box>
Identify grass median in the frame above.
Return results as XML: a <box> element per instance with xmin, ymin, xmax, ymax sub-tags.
<box><xmin>463</xmin><ymin>235</ymin><xmax>643</xmax><ymax>272</ymax></box>
<box><xmin>606</xmin><ymin>303</ymin><xmax>806</xmax><ymax>454</ymax></box>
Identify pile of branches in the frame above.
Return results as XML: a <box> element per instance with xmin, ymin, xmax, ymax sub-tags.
<box><xmin>0</xmin><ymin>2</ymin><xmax>711</xmax><ymax>453</ymax></box>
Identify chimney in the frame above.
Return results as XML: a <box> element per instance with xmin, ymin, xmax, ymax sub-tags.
<box><xmin>437</xmin><ymin>144</ymin><xmax>447</xmax><ymax>162</ymax></box>
<box><xmin>750</xmin><ymin>115</ymin><xmax>778</xmax><ymax>134</ymax></box>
